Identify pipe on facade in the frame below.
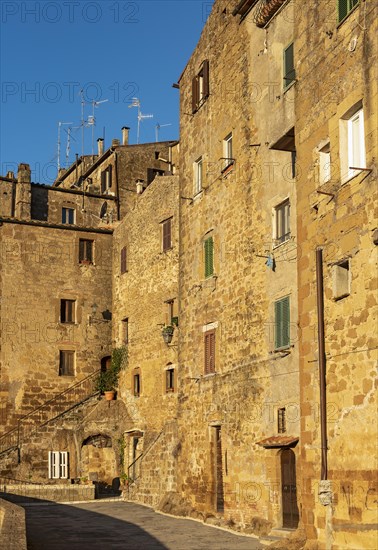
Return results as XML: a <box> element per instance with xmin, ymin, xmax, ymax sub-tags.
<box><xmin>114</xmin><ymin>151</ymin><xmax>121</xmax><ymax>221</ymax></box>
<box><xmin>316</xmin><ymin>247</ymin><xmax>328</xmax><ymax>480</ymax></box>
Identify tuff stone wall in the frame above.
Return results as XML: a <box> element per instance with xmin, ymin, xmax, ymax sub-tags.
<box><xmin>295</xmin><ymin>1</ymin><xmax>378</xmax><ymax>549</ymax></box>
<box><xmin>0</xmin><ymin>498</ymin><xmax>27</xmax><ymax>550</ymax></box>
<box><xmin>112</xmin><ymin>174</ymin><xmax>180</xmax><ymax>506</ymax></box>
<box><xmin>177</xmin><ymin>0</ymin><xmax>300</xmax><ymax>533</ymax></box>
<box><xmin>0</xmin><ymin>221</ymin><xmax>112</xmax><ymax>430</ymax></box>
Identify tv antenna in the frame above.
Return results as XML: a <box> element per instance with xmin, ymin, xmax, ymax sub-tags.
<box><xmin>128</xmin><ymin>97</ymin><xmax>153</xmax><ymax>144</ymax></box>
<box><xmin>79</xmin><ymin>90</ymin><xmax>108</xmax><ymax>156</ymax></box>
<box><xmin>57</xmin><ymin>122</ymin><xmax>73</xmax><ymax>170</ymax></box>
<box><xmin>155</xmin><ymin>122</ymin><xmax>172</xmax><ymax>142</ymax></box>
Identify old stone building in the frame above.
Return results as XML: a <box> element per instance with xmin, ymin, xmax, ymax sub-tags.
<box><xmin>0</xmin><ymin>0</ymin><xmax>376</xmax><ymax>548</ymax></box>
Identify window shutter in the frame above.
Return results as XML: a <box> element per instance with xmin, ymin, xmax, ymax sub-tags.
<box><xmin>192</xmin><ymin>76</ymin><xmax>198</xmax><ymax>114</ymax></box>
<box><xmin>60</xmin><ymin>452</ymin><xmax>69</xmax><ymax>479</ymax></box>
<box><xmin>121</xmin><ymin>246</ymin><xmax>127</xmax><ymax>274</ymax></box>
<box><xmin>203</xmin><ymin>59</ymin><xmax>210</xmax><ymax>98</ymax></box>
<box><xmin>108</xmin><ymin>164</ymin><xmax>112</xmax><ymax>188</ymax></box>
<box><xmin>51</xmin><ymin>451</ymin><xmax>60</xmax><ymax>479</ymax></box>
<box><xmin>275</xmin><ymin>300</ymin><xmax>282</xmax><ymax>349</ymax></box>
<box><xmin>87</xmin><ymin>241</ymin><xmax>93</xmax><ymax>263</ymax></box>
<box><xmin>204</xmin><ymin>237</ymin><xmax>214</xmax><ymax>278</ymax></box>
<box><xmin>282</xmin><ymin>296</ymin><xmax>290</xmax><ymax>348</ymax></box>
<box><xmin>338</xmin><ymin>0</ymin><xmax>348</xmax><ymax>21</ymax></box>
<box><xmin>79</xmin><ymin>239</ymin><xmax>85</xmax><ymax>262</ymax></box>
<box><xmin>163</xmin><ymin>219</ymin><xmax>172</xmax><ymax>251</ymax></box>
<box><xmin>101</xmin><ymin>170</ymin><xmax>106</xmax><ymax>194</ymax></box>
<box><xmin>60</xmin><ymin>300</ymin><xmax>65</xmax><ymax>323</ymax></box>
<box><xmin>284</xmin><ymin>44</ymin><xmax>295</xmax><ymax>87</ymax></box>
<box><xmin>204</xmin><ymin>331</ymin><xmax>215</xmax><ymax>374</ymax></box>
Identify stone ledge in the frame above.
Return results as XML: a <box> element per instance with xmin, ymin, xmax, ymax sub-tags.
<box><xmin>0</xmin><ymin>498</ymin><xmax>27</xmax><ymax>550</ymax></box>
<box><xmin>0</xmin><ymin>484</ymin><xmax>95</xmax><ymax>503</ymax></box>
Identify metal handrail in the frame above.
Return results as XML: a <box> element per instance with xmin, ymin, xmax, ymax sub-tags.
<box><xmin>0</xmin><ymin>370</ymin><xmax>101</xmax><ymax>455</ymax></box>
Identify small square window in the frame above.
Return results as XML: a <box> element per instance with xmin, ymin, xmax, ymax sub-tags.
<box><xmin>62</xmin><ymin>207</ymin><xmax>75</xmax><ymax>224</ymax></box>
<box><xmin>340</xmin><ymin>104</ymin><xmax>366</xmax><ymax>183</ymax></box>
<box><xmin>333</xmin><ymin>260</ymin><xmax>350</xmax><ymax>300</ymax></box>
<box><xmin>283</xmin><ymin>43</ymin><xmax>296</xmax><ymax>90</ymax></box>
<box><xmin>162</xmin><ymin>218</ymin><xmax>172</xmax><ymax>252</ymax></box>
<box><xmin>79</xmin><ymin>239</ymin><xmax>93</xmax><ymax>264</ymax></box>
<box><xmin>122</xmin><ymin>318</ymin><xmax>129</xmax><ymax>344</ymax></box>
<box><xmin>60</xmin><ymin>299</ymin><xmax>75</xmax><ymax>323</ymax></box>
<box><xmin>59</xmin><ymin>351</ymin><xmax>75</xmax><ymax>376</ymax></box>
<box><xmin>101</xmin><ymin>165</ymin><xmax>112</xmax><ymax>194</ymax></box>
<box><xmin>166</xmin><ymin>368</ymin><xmax>175</xmax><ymax>392</ymax></box>
<box><xmin>278</xmin><ymin>408</ymin><xmax>286</xmax><ymax>434</ymax></box>
<box><xmin>275</xmin><ymin>200</ymin><xmax>291</xmax><ymax>245</ymax></box>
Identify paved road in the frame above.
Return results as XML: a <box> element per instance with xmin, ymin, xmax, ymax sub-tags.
<box><xmin>23</xmin><ymin>500</ymin><xmax>263</xmax><ymax>549</ymax></box>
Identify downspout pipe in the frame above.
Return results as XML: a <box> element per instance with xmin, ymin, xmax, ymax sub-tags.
<box><xmin>316</xmin><ymin>248</ymin><xmax>328</xmax><ymax>480</ymax></box>
<box><xmin>114</xmin><ymin>151</ymin><xmax>121</xmax><ymax>221</ymax></box>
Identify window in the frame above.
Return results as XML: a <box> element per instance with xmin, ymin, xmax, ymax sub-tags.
<box><xmin>194</xmin><ymin>156</ymin><xmax>203</xmax><ymax>195</ymax></box>
<box><xmin>222</xmin><ymin>133</ymin><xmax>234</xmax><ymax>171</ymax></box>
<box><xmin>278</xmin><ymin>408</ymin><xmax>286</xmax><ymax>434</ymax></box>
<box><xmin>79</xmin><ymin>239</ymin><xmax>93</xmax><ymax>264</ymax></box>
<box><xmin>333</xmin><ymin>260</ymin><xmax>350</xmax><ymax>300</ymax></box>
<box><xmin>283</xmin><ymin>43</ymin><xmax>295</xmax><ymax>89</ymax></box>
<box><xmin>59</xmin><ymin>351</ymin><xmax>75</xmax><ymax>376</ymax></box>
<box><xmin>204</xmin><ymin>236</ymin><xmax>214</xmax><ymax>278</ymax></box>
<box><xmin>274</xmin><ymin>296</ymin><xmax>290</xmax><ymax>350</ymax></box>
<box><xmin>162</xmin><ymin>218</ymin><xmax>172</xmax><ymax>251</ymax></box>
<box><xmin>192</xmin><ymin>60</ymin><xmax>209</xmax><ymax>113</ymax></box>
<box><xmin>166</xmin><ymin>367</ymin><xmax>175</xmax><ymax>392</ymax></box>
<box><xmin>340</xmin><ymin>105</ymin><xmax>366</xmax><ymax>183</ymax></box>
<box><xmin>122</xmin><ymin>318</ymin><xmax>129</xmax><ymax>344</ymax></box>
<box><xmin>204</xmin><ymin>330</ymin><xmax>216</xmax><ymax>374</ymax></box>
<box><xmin>338</xmin><ymin>0</ymin><xmax>359</xmax><ymax>23</ymax></box>
<box><xmin>60</xmin><ymin>299</ymin><xmax>75</xmax><ymax>323</ymax></box>
<box><xmin>101</xmin><ymin>165</ymin><xmax>112</xmax><ymax>194</ymax></box>
<box><xmin>319</xmin><ymin>143</ymin><xmax>331</xmax><ymax>185</ymax></box>
<box><xmin>48</xmin><ymin>451</ymin><xmax>69</xmax><ymax>479</ymax></box>
<box><xmin>121</xmin><ymin>246</ymin><xmax>127</xmax><ymax>274</ymax></box>
<box><xmin>275</xmin><ymin>200</ymin><xmax>291</xmax><ymax>245</ymax></box>
<box><xmin>62</xmin><ymin>207</ymin><xmax>75</xmax><ymax>224</ymax></box>
<box><xmin>147</xmin><ymin>168</ymin><xmax>165</xmax><ymax>186</ymax></box>
<box><xmin>133</xmin><ymin>373</ymin><xmax>141</xmax><ymax>397</ymax></box>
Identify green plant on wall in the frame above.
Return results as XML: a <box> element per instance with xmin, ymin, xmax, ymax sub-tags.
<box><xmin>94</xmin><ymin>346</ymin><xmax>128</xmax><ymax>393</ymax></box>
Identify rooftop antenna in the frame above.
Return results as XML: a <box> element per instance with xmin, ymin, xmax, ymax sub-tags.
<box><xmin>128</xmin><ymin>97</ymin><xmax>153</xmax><ymax>144</ymax></box>
<box><xmin>155</xmin><ymin>122</ymin><xmax>172</xmax><ymax>142</ymax></box>
<box><xmin>57</xmin><ymin>122</ymin><xmax>73</xmax><ymax>170</ymax></box>
<box><xmin>89</xmin><ymin>99</ymin><xmax>108</xmax><ymax>155</ymax></box>
<box><xmin>65</xmin><ymin>125</ymin><xmax>79</xmax><ymax>167</ymax></box>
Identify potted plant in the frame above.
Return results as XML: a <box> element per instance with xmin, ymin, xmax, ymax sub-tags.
<box><xmin>162</xmin><ymin>325</ymin><xmax>174</xmax><ymax>344</ymax></box>
<box><xmin>95</xmin><ymin>347</ymin><xmax>127</xmax><ymax>400</ymax></box>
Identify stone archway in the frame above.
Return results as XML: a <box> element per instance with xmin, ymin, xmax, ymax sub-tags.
<box><xmin>81</xmin><ymin>434</ymin><xmax>117</xmax><ymax>485</ymax></box>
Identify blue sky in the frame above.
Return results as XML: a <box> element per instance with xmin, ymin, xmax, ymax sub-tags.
<box><xmin>0</xmin><ymin>0</ymin><xmax>214</xmax><ymax>184</ymax></box>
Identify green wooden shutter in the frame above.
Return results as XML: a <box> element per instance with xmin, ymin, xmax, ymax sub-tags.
<box><xmin>275</xmin><ymin>296</ymin><xmax>290</xmax><ymax>349</ymax></box>
<box><xmin>338</xmin><ymin>0</ymin><xmax>348</xmax><ymax>21</ymax></box>
<box><xmin>284</xmin><ymin>43</ymin><xmax>295</xmax><ymax>89</ymax></box>
<box><xmin>204</xmin><ymin>237</ymin><xmax>214</xmax><ymax>278</ymax></box>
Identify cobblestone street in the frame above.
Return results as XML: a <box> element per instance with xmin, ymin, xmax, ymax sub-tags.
<box><xmin>23</xmin><ymin>501</ymin><xmax>263</xmax><ymax>549</ymax></box>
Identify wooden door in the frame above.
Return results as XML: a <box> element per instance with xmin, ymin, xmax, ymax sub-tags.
<box><xmin>281</xmin><ymin>449</ymin><xmax>299</xmax><ymax>528</ymax></box>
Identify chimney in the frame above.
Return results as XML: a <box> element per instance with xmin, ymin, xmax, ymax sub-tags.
<box><xmin>97</xmin><ymin>138</ymin><xmax>104</xmax><ymax>157</ymax></box>
<box><xmin>122</xmin><ymin>126</ymin><xmax>130</xmax><ymax>146</ymax></box>
<box><xmin>6</xmin><ymin>171</ymin><xmax>15</xmax><ymax>179</ymax></box>
<box><xmin>15</xmin><ymin>163</ymin><xmax>31</xmax><ymax>220</ymax></box>
<box><xmin>112</xmin><ymin>138</ymin><xmax>120</xmax><ymax>147</ymax></box>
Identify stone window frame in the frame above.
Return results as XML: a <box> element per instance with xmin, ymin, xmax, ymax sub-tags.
<box><xmin>164</xmin><ymin>363</ymin><xmax>176</xmax><ymax>393</ymax></box>
<box><xmin>318</xmin><ymin>141</ymin><xmax>332</xmax><ymax>186</ymax></box>
<box><xmin>78</xmin><ymin>238</ymin><xmax>94</xmax><ymax>265</ymax></box>
<box><xmin>132</xmin><ymin>367</ymin><xmax>141</xmax><ymax>397</ymax></box>
<box><xmin>59</xmin><ymin>350</ymin><xmax>76</xmax><ymax>377</ymax></box>
<box><xmin>62</xmin><ymin>206</ymin><xmax>75</xmax><ymax>224</ymax></box>
<box><xmin>192</xmin><ymin>60</ymin><xmax>210</xmax><ymax>114</ymax></box>
<box><xmin>273</xmin><ymin>198</ymin><xmax>291</xmax><ymax>247</ymax></box>
<box><xmin>60</xmin><ymin>298</ymin><xmax>76</xmax><ymax>324</ymax></box>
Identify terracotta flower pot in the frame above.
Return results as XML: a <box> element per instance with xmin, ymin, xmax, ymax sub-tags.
<box><xmin>104</xmin><ymin>390</ymin><xmax>116</xmax><ymax>401</ymax></box>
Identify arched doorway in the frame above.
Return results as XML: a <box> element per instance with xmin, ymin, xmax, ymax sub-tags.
<box><xmin>281</xmin><ymin>449</ymin><xmax>299</xmax><ymax>528</ymax></box>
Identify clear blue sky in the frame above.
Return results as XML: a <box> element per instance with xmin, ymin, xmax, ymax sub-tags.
<box><xmin>0</xmin><ymin>0</ymin><xmax>214</xmax><ymax>184</ymax></box>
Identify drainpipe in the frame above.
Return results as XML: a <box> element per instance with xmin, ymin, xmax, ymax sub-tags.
<box><xmin>114</xmin><ymin>151</ymin><xmax>121</xmax><ymax>221</ymax></box>
<box><xmin>316</xmin><ymin>248</ymin><xmax>327</xmax><ymax>479</ymax></box>
<box><xmin>316</xmin><ymin>248</ymin><xmax>333</xmax><ymax>520</ymax></box>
